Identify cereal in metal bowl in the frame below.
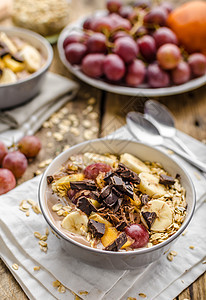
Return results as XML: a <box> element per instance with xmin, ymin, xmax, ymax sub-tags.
<box><xmin>0</xmin><ymin>31</ymin><xmax>45</xmax><ymax>85</ymax></box>
<box><xmin>45</xmin><ymin>151</ymin><xmax>187</xmax><ymax>252</ymax></box>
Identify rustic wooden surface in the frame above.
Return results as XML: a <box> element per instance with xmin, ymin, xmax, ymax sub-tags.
<box><xmin>0</xmin><ymin>0</ymin><xmax>206</xmax><ymax>299</ymax></box>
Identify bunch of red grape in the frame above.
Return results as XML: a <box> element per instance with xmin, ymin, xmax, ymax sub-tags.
<box><xmin>0</xmin><ymin>136</ymin><xmax>42</xmax><ymax>195</ymax></box>
<box><xmin>63</xmin><ymin>0</ymin><xmax>206</xmax><ymax>88</ymax></box>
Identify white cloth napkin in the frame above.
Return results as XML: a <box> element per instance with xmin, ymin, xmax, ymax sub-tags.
<box><xmin>0</xmin><ymin>126</ymin><xmax>206</xmax><ymax>300</ymax></box>
<box><xmin>0</xmin><ymin>72</ymin><xmax>79</xmax><ymax>146</ymax></box>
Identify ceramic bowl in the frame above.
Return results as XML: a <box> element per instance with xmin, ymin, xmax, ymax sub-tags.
<box><xmin>38</xmin><ymin>138</ymin><xmax>195</xmax><ymax>269</ymax></box>
<box><xmin>0</xmin><ymin>27</ymin><xmax>53</xmax><ymax>109</ymax></box>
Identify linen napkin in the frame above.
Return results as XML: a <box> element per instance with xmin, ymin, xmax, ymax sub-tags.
<box><xmin>0</xmin><ymin>72</ymin><xmax>79</xmax><ymax>146</ymax></box>
<box><xmin>0</xmin><ymin>126</ymin><xmax>206</xmax><ymax>300</ymax></box>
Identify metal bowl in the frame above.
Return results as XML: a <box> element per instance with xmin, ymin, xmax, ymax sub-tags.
<box><xmin>0</xmin><ymin>27</ymin><xmax>53</xmax><ymax>109</ymax></box>
<box><xmin>38</xmin><ymin>138</ymin><xmax>195</xmax><ymax>269</ymax></box>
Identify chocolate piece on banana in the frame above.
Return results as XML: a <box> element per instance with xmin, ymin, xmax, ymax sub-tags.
<box><xmin>159</xmin><ymin>174</ymin><xmax>175</xmax><ymax>186</ymax></box>
<box><xmin>116</xmin><ymin>221</ymin><xmax>127</xmax><ymax>231</ymax></box>
<box><xmin>141</xmin><ymin>200</ymin><xmax>173</xmax><ymax>232</ymax></box>
<box><xmin>88</xmin><ymin>219</ymin><xmax>105</xmax><ymax>238</ymax></box>
<box><xmin>141</xmin><ymin>212</ymin><xmax>157</xmax><ymax>229</ymax></box>
<box><xmin>77</xmin><ymin>196</ymin><xmax>97</xmax><ymax>215</ymax></box>
<box><xmin>140</xmin><ymin>194</ymin><xmax>150</xmax><ymax>205</ymax></box>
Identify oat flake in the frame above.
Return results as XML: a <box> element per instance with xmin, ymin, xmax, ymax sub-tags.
<box><xmin>12</xmin><ymin>263</ymin><xmax>19</xmax><ymax>270</ymax></box>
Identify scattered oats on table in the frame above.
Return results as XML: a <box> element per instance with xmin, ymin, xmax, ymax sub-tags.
<box><xmin>12</xmin><ymin>263</ymin><xmax>19</xmax><ymax>270</ymax></box>
<box><xmin>33</xmin><ymin>266</ymin><xmax>41</xmax><ymax>271</ymax></box>
<box><xmin>189</xmin><ymin>245</ymin><xmax>195</xmax><ymax>249</ymax></box>
<box><xmin>34</xmin><ymin>231</ymin><xmax>42</xmax><ymax>239</ymax></box>
<box><xmin>167</xmin><ymin>253</ymin><xmax>174</xmax><ymax>261</ymax></box>
<box><xmin>79</xmin><ymin>290</ymin><xmax>88</xmax><ymax>295</ymax></box>
<box><xmin>139</xmin><ymin>293</ymin><xmax>147</xmax><ymax>298</ymax></box>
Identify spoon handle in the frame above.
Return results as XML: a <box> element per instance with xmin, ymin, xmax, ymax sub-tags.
<box><xmin>167</xmin><ymin>144</ymin><xmax>206</xmax><ymax>172</ymax></box>
<box><xmin>171</xmin><ymin>135</ymin><xmax>197</xmax><ymax>158</ymax></box>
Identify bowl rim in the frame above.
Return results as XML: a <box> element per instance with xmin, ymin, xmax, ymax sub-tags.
<box><xmin>0</xmin><ymin>26</ymin><xmax>53</xmax><ymax>87</ymax></box>
<box><xmin>38</xmin><ymin>138</ymin><xmax>196</xmax><ymax>256</ymax></box>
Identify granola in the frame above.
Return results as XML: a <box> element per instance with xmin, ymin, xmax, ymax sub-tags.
<box><xmin>46</xmin><ymin>152</ymin><xmax>187</xmax><ymax>252</ymax></box>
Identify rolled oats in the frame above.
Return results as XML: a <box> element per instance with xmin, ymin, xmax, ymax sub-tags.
<box><xmin>12</xmin><ymin>263</ymin><xmax>19</xmax><ymax>270</ymax></box>
<box><xmin>33</xmin><ymin>266</ymin><xmax>40</xmax><ymax>271</ymax></box>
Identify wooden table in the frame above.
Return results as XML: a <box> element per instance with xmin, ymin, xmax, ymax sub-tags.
<box><xmin>0</xmin><ymin>0</ymin><xmax>206</xmax><ymax>299</ymax></box>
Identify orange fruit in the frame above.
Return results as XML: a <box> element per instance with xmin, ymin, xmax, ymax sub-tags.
<box><xmin>167</xmin><ymin>1</ymin><xmax>206</xmax><ymax>54</ymax></box>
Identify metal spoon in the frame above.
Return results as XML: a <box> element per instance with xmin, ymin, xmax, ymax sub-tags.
<box><xmin>144</xmin><ymin>100</ymin><xmax>196</xmax><ymax>158</ymax></box>
<box><xmin>126</xmin><ymin>111</ymin><xmax>206</xmax><ymax>172</ymax></box>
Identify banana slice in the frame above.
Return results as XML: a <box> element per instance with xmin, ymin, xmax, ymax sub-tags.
<box><xmin>61</xmin><ymin>211</ymin><xmax>88</xmax><ymax>235</ymax></box>
<box><xmin>141</xmin><ymin>200</ymin><xmax>173</xmax><ymax>232</ymax></box>
<box><xmin>0</xmin><ymin>32</ymin><xmax>17</xmax><ymax>54</ymax></box>
<box><xmin>139</xmin><ymin>172</ymin><xmax>167</xmax><ymax>197</ymax></box>
<box><xmin>83</xmin><ymin>152</ymin><xmax>117</xmax><ymax>167</ymax></box>
<box><xmin>120</xmin><ymin>153</ymin><xmax>150</xmax><ymax>174</ymax></box>
<box><xmin>0</xmin><ymin>68</ymin><xmax>17</xmax><ymax>84</ymax></box>
<box><xmin>20</xmin><ymin>45</ymin><xmax>41</xmax><ymax>72</ymax></box>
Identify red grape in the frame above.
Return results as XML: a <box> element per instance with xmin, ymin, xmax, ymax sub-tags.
<box><xmin>0</xmin><ymin>141</ymin><xmax>8</xmax><ymax>166</ymax></box>
<box><xmin>65</xmin><ymin>43</ymin><xmax>87</xmax><ymax>65</ymax></box>
<box><xmin>0</xmin><ymin>168</ymin><xmax>16</xmax><ymax>195</ymax></box>
<box><xmin>109</xmin><ymin>13</ymin><xmax>131</xmax><ymax>31</ymax></box>
<box><xmin>18</xmin><ymin>135</ymin><xmax>42</xmax><ymax>158</ymax></box>
<box><xmin>63</xmin><ymin>33</ymin><xmax>85</xmax><ymax>49</ymax></box>
<box><xmin>125</xmin><ymin>224</ymin><xmax>149</xmax><ymax>248</ymax></box>
<box><xmin>82</xmin><ymin>54</ymin><xmax>105</xmax><ymax>78</ymax></box>
<box><xmin>119</xmin><ymin>5</ymin><xmax>133</xmax><ymax>18</ymax></box>
<box><xmin>157</xmin><ymin>43</ymin><xmax>181</xmax><ymax>70</ymax></box>
<box><xmin>134</xmin><ymin>26</ymin><xmax>148</xmax><ymax>38</ymax></box>
<box><xmin>2</xmin><ymin>151</ymin><xmax>28</xmax><ymax>179</ymax></box>
<box><xmin>144</xmin><ymin>7</ymin><xmax>167</xmax><ymax>27</ymax></box>
<box><xmin>91</xmin><ymin>17</ymin><xmax>113</xmax><ymax>33</ymax></box>
<box><xmin>138</xmin><ymin>35</ymin><xmax>156</xmax><ymax>62</ymax></box>
<box><xmin>147</xmin><ymin>63</ymin><xmax>170</xmax><ymax>88</ymax></box>
<box><xmin>153</xmin><ymin>27</ymin><xmax>178</xmax><ymax>48</ymax></box>
<box><xmin>171</xmin><ymin>61</ymin><xmax>191</xmax><ymax>85</ymax></box>
<box><xmin>188</xmin><ymin>53</ymin><xmax>206</xmax><ymax>77</ymax></box>
<box><xmin>114</xmin><ymin>37</ymin><xmax>139</xmax><ymax>63</ymax></box>
<box><xmin>86</xmin><ymin>33</ymin><xmax>107</xmax><ymax>53</ymax></box>
<box><xmin>84</xmin><ymin>163</ymin><xmax>112</xmax><ymax>180</ymax></box>
<box><xmin>133</xmin><ymin>0</ymin><xmax>151</xmax><ymax>9</ymax></box>
<box><xmin>107</xmin><ymin>0</ymin><xmax>122</xmax><ymax>13</ymax></box>
<box><xmin>125</xmin><ymin>59</ymin><xmax>146</xmax><ymax>86</ymax></box>
<box><xmin>83</xmin><ymin>17</ymin><xmax>92</xmax><ymax>30</ymax></box>
<box><xmin>112</xmin><ymin>31</ymin><xmax>131</xmax><ymax>41</ymax></box>
<box><xmin>160</xmin><ymin>2</ymin><xmax>173</xmax><ymax>14</ymax></box>
<box><xmin>103</xmin><ymin>54</ymin><xmax>125</xmax><ymax>81</ymax></box>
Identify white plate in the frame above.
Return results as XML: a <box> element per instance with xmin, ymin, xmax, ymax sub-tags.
<box><xmin>58</xmin><ymin>12</ymin><xmax>206</xmax><ymax>97</ymax></box>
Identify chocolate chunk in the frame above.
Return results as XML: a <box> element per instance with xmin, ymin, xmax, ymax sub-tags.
<box><xmin>70</xmin><ymin>180</ymin><xmax>97</xmax><ymax>190</ymax></box>
<box><xmin>105</xmin><ymin>232</ymin><xmax>127</xmax><ymax>251</ymax></box>
<box><xmin>103</xmin><ymin>191</ymin><xmax>118</xmax><ymax>207</ymax></box>
<box><xmin>159</xmin><ymin>174</ymin><xmax>175</xmax><ymax>186</ymax></box>
<box><xmin>116</xmin><ymin>163</ymin><xmax>140</xmax><ymax>184</ymax></box>
<box><xmin>76</xmin><ymin>196</ymin><xmax>97</xmax><ymax>215</ymax></box>
<box><xmin>104</xmin><ymin>171</ymin><xmax>115</xmax><ymax>183</ymax></box>
<box><xmin>141</xmin><ymin>211</ymin><xmax>157</xmax><ymax>229</ymax></box>
<box><xmin>113</xmin><ymin>198</ymin><xmax>123</xmax><ymax>213</ymax></box>
<box><xmin>110</xmin><ymin>175</ymin><xmax>125</xmax><ymax>190</ymax></box>
<box><xmin>175</xmin><ymin>173</ymin><xmax>181</xmax><ymax>180</ymax></box>
<box><xmin>123</xmin><ymin>183</ymin><xmax>134</xmax><ymax>199</ymax></box>
<box><xmin>141</xmin><ymin>194</ymin><xmax>150</xmax><ymax>205</ymax></box>
<box><xmin>88</xmin><ymin>219</ymin><xmax>105</xmax><ymax>238</ymax></box>
<box><xmin>116</xmin><ymin>221</ymin><xmax>127</xmax><ymax>231</ymax></box>
<box><xmin>100</xmin><ymin>185</ymin><xmax>111</xmax><ymax>199</ymax></box>
<box><xmin>47</xmin><ymin>175</ymin><xmax>54</xmax><ymax>184</ymax></box>
<box><xmin>112</xmin><ymin>186</ymin><xmax>122</xmax><ymax>197</ymax></box>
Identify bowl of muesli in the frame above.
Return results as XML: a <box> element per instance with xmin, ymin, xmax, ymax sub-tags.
<box><xmin>38</xmin><ymin>138</ymin><xmax>195</xmax><ymax>269</ymax></box>
<box><xmin>0</xmin><ymin>27</ymin><xmax>53</xmax><ymax>109</ymax></box>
